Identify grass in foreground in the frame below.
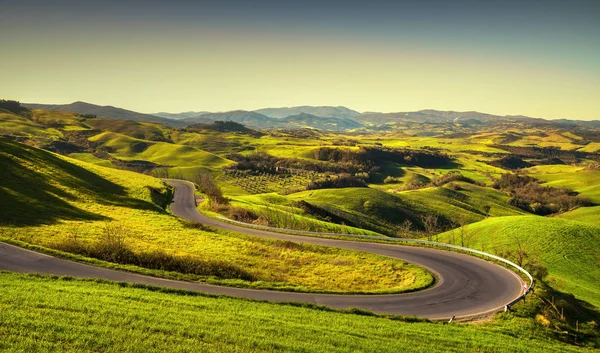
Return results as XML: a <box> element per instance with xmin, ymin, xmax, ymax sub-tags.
<box><xmin>0</xmin><ymin>272</ymin><xmax>595</xmax><ymax>353</ymax></box>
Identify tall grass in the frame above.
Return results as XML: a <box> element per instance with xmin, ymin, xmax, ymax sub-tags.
<box><xmin>50</xmin><ymin>222</ymin><xmax>255</xmax><ymax>281</ymax></box>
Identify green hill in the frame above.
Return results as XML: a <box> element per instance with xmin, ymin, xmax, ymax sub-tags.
<box><xmin>23</xmin><ymin>101</ymin><xmax>184</xmax><ymax>126</ymax></box>
<box><xmin>557</xmin><ymin>206</ymin><xmax>600</xmax><ymax>226</ymax></box>
<box><xmin>525</xmin><ymin>165</ymin><xmax>600</xmax><ymax>203</ymax></box>
<box><xmin>278</xmin><ymin>182</ymin><xmax>524</xmax><ymax>236</ymax></box>
<box><xmin>438</xmin><ymin>216</ymin><xmax>600</xmax><ymax>307</ymax></box>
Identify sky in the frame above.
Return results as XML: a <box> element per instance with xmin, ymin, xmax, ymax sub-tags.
<box><xmin>1</xmin><ymin>0</ymin><xmax>599</xmax><ymax>120</ymax></box>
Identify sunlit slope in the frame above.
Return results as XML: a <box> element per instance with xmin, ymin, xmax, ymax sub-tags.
<box><xmin>89</xmin><ymin>131</ymin><xmax>155</xmax><ymax>156</ymax></box>
<box><xmin>281</xmin><ymin>182</ymin><xmax>524</xmax><ymax>235</ymax></box>
<box><xmin>0</xmin><ymin>138</ymin><xmax>165</xmax><ymax>226</ymax></box>
<box><xmin>439</xmin><ymin>216</ymin><xmax>600</xmax><ymax>307</ymax></box>
<box><xmin>0</xmin><ymin>111</ymin><xmax>61</xmax><ymax>138</ymax></box>
<box><xmin>123</xmin><ymin>142</ymin><xmax>234</xmax><ymax>168</ymax></box>
<box><xmin>525</xmin><ymin>165</ymin><xmax>600</xmax><ymax>203</ymax></box>
<box><xmin>557</xmin><ymin>206</ymin><xmax>600</xmax><ymax>226</ymax></box>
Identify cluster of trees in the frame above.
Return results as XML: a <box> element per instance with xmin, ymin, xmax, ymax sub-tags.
<box><xmin>428</xmin><ymin>172</ymin><xmax>483</xmax><ymax>187</ymax></box>
<box><xmin>489</xmin><ymin>155</ymin><xmax>533</xmax><ymax>170</ymax></box>
<box><xmin>75</xmin><ymin>113</ymin><xmax>97</xmax><ymax>118</ymax></box>
<box><xmin>190</xmin><ymin>171</ymin><xmax>228</xmax><ymax>205</ymax></box>
<box><xmin>493</xmin><ymin>145</ymin><xmax>600</xmax><ymax>163</ymax></box>
<box><xmin>227</xmin><ymin>152</ymin><xmax>358</xmax><ymax>174</ymax></box>
<box><xmin>312</xmin><ymin>146</ymin><xmax>452</xmax><ymax>169</ymax></box>
<box><xmin>0</xmin><ymin>99</ymin><xmax>28</xmax><ymax>115</ymax></box>
<box><xmin>187</xmin><ymin>121</ymin><xmax>264</xmax><ymax>137</ymax></box>
<box><xmin>306</xmin><ymin>174</ymin><xmax>367</xmax><ymax>190</ymax></box>
<box><xmin>493</xmin><ymin>174</ymin><xmax>592</xmax><ymax>215</ymax></box>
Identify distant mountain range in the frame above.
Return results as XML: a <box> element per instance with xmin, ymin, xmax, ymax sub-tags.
<box><xmin>183</xmin><ymin>111</ymin><xmax>362</xmax><ymax>131</ymax></box>
<box><xmin>23</xmin><ymin>101</ymin><xmax>185</xmax><ymax>127</ymax></box>
<box><xmin>152</xmin><ymin>111</ymin><xmax>210</xmax><ymax>120</ymax></box>
<box><xmin>254</xmin><ymin>106</ymin><xmax>361</xmax><ymax>119</ymax></box>
<box><xmin>21</xmin><ymin>101</ymin><xmax>599</xmax><ymax>130</ymax></box>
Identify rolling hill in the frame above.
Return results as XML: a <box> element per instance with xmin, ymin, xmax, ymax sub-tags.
<box><xmin>23</xmin><ymin>101</ymin><xmax>184</xmax><ymax>127</ymax></box>
<box><xmin>255</xmin><ymin>105</ymin><xmax>361</xmax><ymax>119</ymax></box>
<box><xmin>279</xmin><ymin>113</ymin><xmax>362</xmax><ymax>131</ymax></box>
<box><xmin>182</xmin><ymin>110</ymin><xmax>275</xmax><ymax>127</ymax></box>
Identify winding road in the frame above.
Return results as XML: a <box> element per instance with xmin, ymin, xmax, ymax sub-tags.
<box><xmin>0</xmin><ymin>180</ymin><xmax>523</xmax><ymax>320</ymax></box>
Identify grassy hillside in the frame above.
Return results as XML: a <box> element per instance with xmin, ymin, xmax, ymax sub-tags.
<box><xmin>1</xmin><ymin>273</ymin><xmax>595</xmax><ymax>353</ymax></box>
<box><xmin>252</xmin><ymin>182</ymin><xmax>525</xmax><ymax>236</ymax></box>
<box><xmin>557</xmin><ymin>206</ymin><xmax>600</xmax><ymax>226</ymax></box>
<box><xmin>123</xmin><ymin>142</ymin><xmax>233</xmax><ymax>168</ymax></box>
<box><xmin>0</xmin><ymin>111</ymin><xmax>61</xmax><ymax>139</ymax></box>
<box><xmin>438</xmin><ymin>216</ymin><xmax>600</xmax><ymax>307</ymax></box>
<box><xmin>525</xmin><ymin>165</ymin><xmax>600</xmax><ymax>203</ymax></box>
<box><xmin>0</xmin><ymin>138</ymin><xmax>431</xmax><ymax>294</ymax></box>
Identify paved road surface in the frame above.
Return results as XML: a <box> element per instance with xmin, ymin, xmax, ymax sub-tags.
<box><xmin>0</xmin><ymin>180</ymin><xmax>523</xmax><ymax>319</ymax></box>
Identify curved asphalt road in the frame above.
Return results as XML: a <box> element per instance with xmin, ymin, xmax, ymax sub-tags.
<box><xmin>0</xmin><ymin>180</ymin><xmax>523</xmax><ymax>320</ymax></box>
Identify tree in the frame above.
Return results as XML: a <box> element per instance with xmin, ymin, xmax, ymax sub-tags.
<box><xmin>421</xmin><ymin>214</ymin><xmax>439</xmax><ymax>242</ymax></box>
<box><xmin>397</xmin><ymin>219</ymin><xmax>413</xmax><ymax>238</ymax></box>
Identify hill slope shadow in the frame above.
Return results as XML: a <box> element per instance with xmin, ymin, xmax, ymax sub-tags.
<box><xmin>0</xmin><ymin>139</ymin><xmax>160</xmax><ymax>226</ymax></box>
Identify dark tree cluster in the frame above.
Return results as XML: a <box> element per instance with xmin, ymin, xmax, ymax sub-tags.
<box><xmin>492</xmin><ymin>145</ymin><xmax>600</xmax><ymax>163</ymax></box>
<box><xmin>493</xmin><ymin>174</ymin><xmax>592</xmax><ymax>215</ymax></box>
<box><xmin>226</xmin><ymin>152</ymin><xmax>360</xmax><ymax>174</ymax></box>
<box><xmin>306</xmin><ymin>174</ymin><xmax>368</xmax><ymax>190</ymax></box>
<box><xmin>429</xmin><ymin>172</ymin><xmax>483</xmax><ymax>187</ymax></box>
<box><xmin>0</xmin><ymin>99</ymin><xmax>28</xmax><ymax>115</ymax></box>
<box><xmin>186</xmin><ymin>121</ymin><xmax>264</xmax><ymax>137</ymax></box>
<box><xmin>489</xmin><ymin>155</ymin><xmax>533</xmax><ymax>170</ymax></box>
<box><xmin>313</xmin><ymin>146</ymin><xmax>452</xmax><ymax>169</ymax></box>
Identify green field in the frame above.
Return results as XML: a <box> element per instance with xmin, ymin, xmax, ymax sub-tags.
<box><xmin>557</xmin><ymin>206</ymin><xmax>600</xmax><ymax>226</ymax></box>
<box><xmin>0</xmin><ymin>272</ymin><xmax>594</xmax><ymax>353</ymax></box>
<box><xmin>525</xmin><ymin>165</ymin><xmax>600</xmax><ymax>203</ymax></box>
<box><xmin>439</xmin><ymin>216</ymin><xmax>600</xmax><ymax>307</ymax></box>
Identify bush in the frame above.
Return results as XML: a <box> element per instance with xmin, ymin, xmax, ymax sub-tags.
<box><xmin>430</xmin><ymin>172</ymin><xmax>481</xmax><ymax>187</ymax></box>
<box><xmin>50</xmin><ymin>223</ymin><xmax>255</xmax><ymax>281</ymax></box>
<box><xmin>493</xmin><ymin>174</ymin><xmax>592</xmax><ymax>215</ymax></box>
<box><xmin>191</xmin><ymin>171</ymin><xmax>228</xmax><ymax>204</ymax></box>
<box><xmin>307</xmin><ymin>174</ymin><xmax>368</xmax><ymax>190</ymax></box>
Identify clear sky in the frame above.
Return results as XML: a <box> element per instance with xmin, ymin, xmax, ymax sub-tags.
<box><xmin>1</xmin><ymin>0</ymin><xmax>599</xmax><ymax>120</ymax></box>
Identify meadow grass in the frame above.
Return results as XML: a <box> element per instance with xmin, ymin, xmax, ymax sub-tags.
<box><xmin>68</xmin><ymin>152</ymin><xmax>114</xmax><ymax>167</ymax></box>
<box><xmin>280</xmin><ymin>183</ymin><xmax>524</xmax><ymax>236</ymax></box>
<box><xmin>89</xmin><ymin>131</ymin><xmax>154</xmax><ymax>156</ymax></box>
<box><xmin>438</xmin><ymin>216</ymin><xmax>600</xmax><ymax>307</ymax></box>
<box><xmin>0</xmin><ymin>272</ymin><xmax>594</xmax><ymax>353</ymax></box>
<box><xmin>557</xmin><ymin>206</ymin><xmax>600</xmax><ymax>226</ymax></box>
<box><xmin>0</xmin><ymin>112</ymin><xmax>62</xmax><ymax>138</ymax></box>
<box><xmin>524</xmin><ymin>165</ymin><xmax>600</xmax><ymax>203</ymax></box>
<box><xmin>0</xmin><ymin>139</ymin><xmax>432</xmax><ymax>293</ymax></box>
<box><xmin>122</xmin><ymin>142</ymin><xmax>233</xmax><ymax>168</ymax></box>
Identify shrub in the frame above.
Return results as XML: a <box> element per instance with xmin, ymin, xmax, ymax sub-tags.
<box><xmin>191</xmin><ymin>171</ymin><xmax>228</xmax><ymax>204</ymax></box>
<box><xmin>50</xmin><ymin>223</ymin><xmax>255</xmax><ymax>281</ymax></box>
<box><xmin>493</xmin><ymin>174</ymin><xmax>592</xmax><ymax>215</ymax></box>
